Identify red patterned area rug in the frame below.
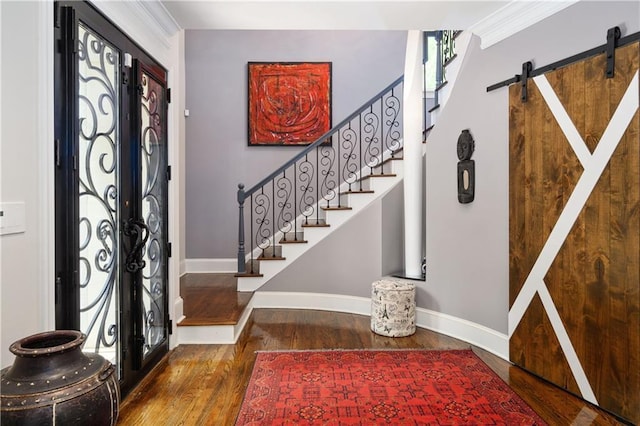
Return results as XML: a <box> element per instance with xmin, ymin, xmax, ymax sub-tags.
<box><xmin>235</xmin><ymin>349</ymin><xmax>547</xmax><ymax>425</ymax></box>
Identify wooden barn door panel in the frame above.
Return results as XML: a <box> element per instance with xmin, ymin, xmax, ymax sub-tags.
<box><xmin>509</xmin><ymin>42</ymin><xmax>639</xmax><ymax>423</ymax></box>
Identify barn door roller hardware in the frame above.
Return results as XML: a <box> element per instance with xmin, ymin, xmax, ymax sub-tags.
<box><xmin>520</xmin><ymin>61</ymin><xmax>533</xmax><ymax>102</ymax></box>
<box><xmin>487</xmin><ymin>27</ymin><xmax>639</xmax><ymax>95</ymax></box>
<box><xmin>606</xmin><ymin>26</ymin><xmax>621</xmax><ymax>78</ymax></box>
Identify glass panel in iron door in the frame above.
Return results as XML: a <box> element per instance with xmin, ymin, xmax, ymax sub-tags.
<box><xmin>77</xmin><ymin>23</ymin><xmax>121</xmax><ymax>371</ymax></box>
<box><xmin>139</xmin><ymin>68</ymin><xmax>168</xmax><ymax>360</ymax></box>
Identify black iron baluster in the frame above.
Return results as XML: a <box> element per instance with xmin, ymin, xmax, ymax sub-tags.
<box><xmin>379</xmin><ymin>96</ymin><xmax>384</xmax><ymax>175</ymax></box>
<box><xmin>249</xmin><ymin>196</ymin><xmax>254</xmax><ymax>273</ymax></box>
<box><xmin>271</xmin><ymin>180</ymin><xmax>276</xmax><ymax>257</ymax></box>
<box><xmin>315</xmin><ymin>147</ymin><xmax>320</xmax><ymax>224</ymax></box>
<box><xmin>255</xmin><ymin>187</ymin><xmax>271</xmax><ymax>259</ymax></box>
<box><xmin>320</xmin><ymin>144</ymin><xmax>336</xmax><ymax>209</ymax></box>
<box><xmin>385</xmin><ymin>87</ymin><xmax>401</xmax><ymax>158</ymax></box>
<box><xmin>299</xmin><ymin>153</ymin><xmax>313</xmax><ymax>225</ymax></box>
<box><xmin>276</xmin><ymin>170</ymin><xmax>292</xmax><ymax>243</ymax></box>
<box><xmin>337</xmin><ymin>134</ymin><xmax>341</xmax><ymax>207</ymax></box>
<box><xmin>293</xmin><ymin>163</ymin><xmax>297</xmax><ymax>241</ymax></box>
<box><xmin>358</xmin><ymin>114</ymin><xmax>363</xmax><ymax>191</ymax></box>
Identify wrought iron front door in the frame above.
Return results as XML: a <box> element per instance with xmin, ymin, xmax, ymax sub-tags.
<box><xmin>54</xmin><ymin>1</ymin><xmax>170</xmax><ymax>397</ymax></box>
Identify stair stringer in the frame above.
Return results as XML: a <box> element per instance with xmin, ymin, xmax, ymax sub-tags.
<box><xmin>237</xmin><ymin>160</ymin><xmax>405</xmax><ymax>292</ymax></box>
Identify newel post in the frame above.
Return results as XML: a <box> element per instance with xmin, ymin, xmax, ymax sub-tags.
<box><xmin>237</xmin><ymin>183</ymin><xmax>246</xmax><ymax>274</ymax></box>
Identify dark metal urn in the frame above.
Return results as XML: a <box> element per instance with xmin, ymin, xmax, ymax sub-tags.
<box><xmin>0</xmin><ymin>330</ymin><xmax>119</xmax><ymax>425</ymax></box>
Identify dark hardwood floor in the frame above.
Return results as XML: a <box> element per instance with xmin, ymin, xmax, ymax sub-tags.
<box><xmin>117</xmin><ymin>275</ymin><xmax>625</xmax><ymax>425</ymax></box>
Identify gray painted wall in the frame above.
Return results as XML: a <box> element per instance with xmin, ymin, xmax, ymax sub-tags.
<box><xmin>424</xmin><ymin>1</ymin><xmax>640</xmax><ymax>334</ymax></box>
<box><xmin>184</xmin><ymin>2</ymin><xmax>639</xmax><ymax>336</ymax></box>
<box><xmin>262</xmin><ymin>183</ymin><xmax>405</xmax><ymax>296</ymax></box>
<box><xmin>185</xmin><ymin>30</ymin><xmax>407</xmax><ymax>258</ymax></box>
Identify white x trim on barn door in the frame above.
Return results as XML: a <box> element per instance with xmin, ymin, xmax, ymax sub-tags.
<box><xmin>509</xmin><ymin>70</ymin><xmax>639</xmax><ymax>404</ymax></box>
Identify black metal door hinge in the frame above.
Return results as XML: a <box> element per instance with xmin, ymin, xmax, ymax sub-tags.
<box><xmin>521</xmin><ymin>61</ymin><xmax>533</xmax><ymax>102</ymax></box>
<box><xmin>168</xmin><ymin>319</ymin><xmax>173</xmax><ymax>335</ymax></box>
<box><xmin>55</xmin><ymin>276</ymin><xmax>62</xmax><ymax>304</ymax></box>
<box><xmin>54</xmin><ymin>3</ymin><xmax>60</xmax><ymax>28</ymax></box>
<box><xmin>167</xmin><ymin>242</ymin><xmax>172</xmax><ymax>258</ymax></box>
<box><xmin>166</xmin><ymin>88</ymin><xmax>172</xmax><ymax>104</ymax></box>
<box><xmin>606</xmin><ymin>26</ymin><xmax>621</xmax><ymax>79</ymax></box>
<box><xmin>166</xmin><ymin>165</ymin><xmax>172</xmax><ymax>181</ymax></box>
<box><xmin>55</xmin><ymin>139</ymin><xmax>61</xmax><ymax>167</ymax></box>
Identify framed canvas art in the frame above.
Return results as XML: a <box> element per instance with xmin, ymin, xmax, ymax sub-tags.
<box><xmin>248</xmin><ymin>62</ymin><xmax>332</xmax><ymax>146</ymax></box>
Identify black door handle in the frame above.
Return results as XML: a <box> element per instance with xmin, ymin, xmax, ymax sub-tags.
<box><xmin>123</xmin><ymin>218</ymin><xmax>150</xmax><ymax>273</ymax></box>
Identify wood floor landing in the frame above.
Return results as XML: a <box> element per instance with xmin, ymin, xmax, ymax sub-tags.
<box><xmin>178</xmin><ymin>273</ymin><xmax>252</xmax><ymax>326</ymax></box>
<box><xmin>119</xmin><ymin>309</ymin><xmax>624</xmax><ymax>425</ymax></box>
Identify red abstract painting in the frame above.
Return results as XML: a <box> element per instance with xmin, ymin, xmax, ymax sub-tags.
<box><xmin>248</xmin><ymin>62</ymin><xmax>331</xmax><ymax>146</ymax></box>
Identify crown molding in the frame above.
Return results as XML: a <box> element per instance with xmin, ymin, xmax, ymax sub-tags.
<box><xmin>469</xmin><ymin>0</ymin><xmax>579</xmax><ymax>49</ymax></box>
<box><xmin>137</xmin><ymin>1</ymin><xmax>182</xmax><ymax>36</ymax></box>
<box><xmin>93</xmin><ymin>0</ymin><xmax>179</xmax><ymax>56</ymax></box>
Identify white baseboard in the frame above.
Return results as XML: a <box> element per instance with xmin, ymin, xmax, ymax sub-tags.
<box><xmin>253</xmin><ymin>291</ymin><xmax>371</xmax><ymax>316</ymax></box>
<box><xmin>184</xmin><ymin>258</ymin><xmax>236</xmax><ymax>273</ymax></box>
<box><xmin>415</xmin><ymin>308</ymin><xmax>508</xmax><ymax>360</ymax></box>
<box><xmin>253</xmin><ymin>291</ymin><xmax>508</xmax><ymax>360</ymax></box>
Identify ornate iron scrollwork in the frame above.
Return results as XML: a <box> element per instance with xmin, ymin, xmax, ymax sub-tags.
<box><xmin>123</xmin><ymin>218</ymin><xmax>150</xmax><ymax>273</ymax></box>
<box><xmin>77</xmin><ymin>24</ymin><xmax>119</xmax><ymax>354</ymax></box>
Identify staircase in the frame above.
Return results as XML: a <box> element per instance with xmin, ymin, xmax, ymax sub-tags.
<box><xmin>237</xmin><ymin>157</ymin><xmax>405</xmax><ymax>292</ymax></box>
<box><xmin>177</xmin><ymin>31</ymin><xmax>469</xmax><ymax>344</ymax></box>
<box><xmin>234</xmin><ymin>75</ymin><xmax>406</xmax><ymax>292</ymax></box>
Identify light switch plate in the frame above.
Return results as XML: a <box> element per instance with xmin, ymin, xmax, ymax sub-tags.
<box><xmin>0</xmin><ymin>202</ymin><xmax>26</xmax><ymax>235</ymax></box>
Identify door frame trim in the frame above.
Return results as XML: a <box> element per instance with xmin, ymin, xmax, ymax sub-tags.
<box><xmin>38</xmin><ymin>1</ymin><xmax>57</xmax><ymax>333</ymax></box>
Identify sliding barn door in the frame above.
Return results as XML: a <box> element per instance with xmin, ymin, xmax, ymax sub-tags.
<box><xmin>509</xmin><ymin>42</ymin><xmax>639</xmax><ymax>423</ymax></box>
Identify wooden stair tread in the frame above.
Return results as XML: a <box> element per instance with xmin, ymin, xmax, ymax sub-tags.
<box><xmin>360</xmin><ymin>173</ymin><xmax>397</xmax><ymax>181</ymax></box>
<box><xmin>321</xmin><ymin>206</ymin><xmax>352</xmax><ymax>211</ymax></box>
<box><xmin>234</xmin><ymin>272</ymin><xmax>263</xmax><ymax>277</ymax></box>
<box><xmin>257</xmin><ymin>255</ymin><xmax>286</xmax><ymax>261</ymax></box>
<box><xmin>280</xmin><ymin>232</ymin><xmax>307</xmax><ymax>244</ymax></box>
<box><xmin>341</xmin><ymin>190</ymin><xmax>374</xmax><ymax>194</ymax></box>
<box><xmin>302</xmin><ymin>220</ymin><xmax>330</xmax><ymax>227</ymax></box>
<box><xmin>428</xmin><ymin>104</ymin><xmax>441</xmax><ymax>113</ymax></box>
<box><xmin>279</xmin><ymin>238</ymin><xmax>308</xmax><ymax>244</ymax></box>
<box><xmin>178</xmin><ymin>318</ymin><xmax>239</xmax><ymax>326</ymax></box>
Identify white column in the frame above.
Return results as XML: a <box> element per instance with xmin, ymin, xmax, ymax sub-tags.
<box><xmin>402</xmin><ymin>30</ymin><xmax>424</xmax><ymax>277</ymax></box>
